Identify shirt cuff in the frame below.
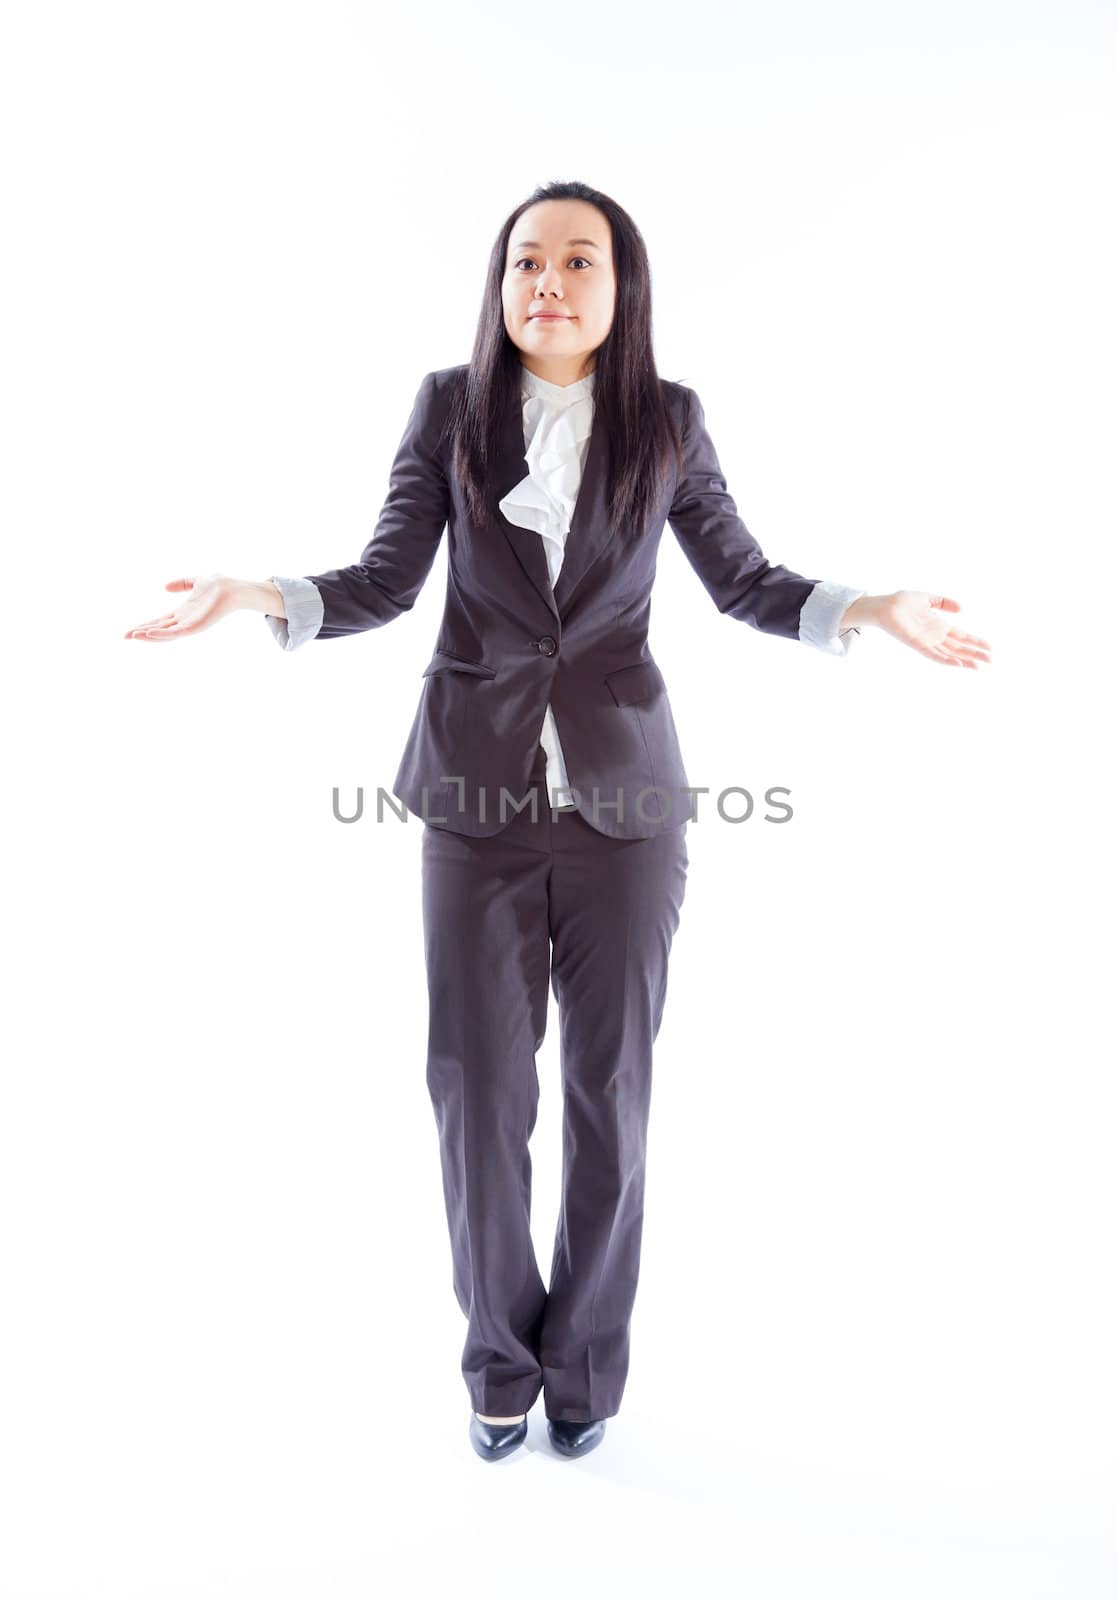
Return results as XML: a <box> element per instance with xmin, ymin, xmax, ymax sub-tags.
<box><xmin>799</xmin><ymin>580</ymin><xmax>867</xmax><ymax>656</ymax></box>
<box><xmin>264</xmin><ymin>575</ymin><xmax>324</xmax><ymax>651</ymax></box>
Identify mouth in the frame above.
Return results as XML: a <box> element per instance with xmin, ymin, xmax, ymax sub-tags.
<box><xmin>529</xmin><ymin>314</ymin><xmax>573</xmax><ymax>321</ymax></box>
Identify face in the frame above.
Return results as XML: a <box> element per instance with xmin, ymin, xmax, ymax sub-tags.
<box><xmin>501</xmin><ymin>199</ymin><xmax>616</xmax><ymax>386</ymax></box>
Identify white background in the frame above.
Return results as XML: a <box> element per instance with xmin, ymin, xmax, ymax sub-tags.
<box><xmin>2</xmin><ymin>0</ymin><xmax>1114</xmax><ymax>1595</ymax></box>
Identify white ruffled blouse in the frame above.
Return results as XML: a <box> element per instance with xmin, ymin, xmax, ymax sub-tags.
<box><xmin>497</xmin><ymin>365</ymin><xmax>598</xmax><ymax>808</ymax></box>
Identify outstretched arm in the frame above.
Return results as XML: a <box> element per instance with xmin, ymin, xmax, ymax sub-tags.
<box><xmin>124</xmin><ymin>372</ymin><xmax>449</xmax><ymax>647</ymax></box>
<box><xmin>668</xmin><ymin>385</ymin><xmax>992</xmax><ymax>669</ymax></box>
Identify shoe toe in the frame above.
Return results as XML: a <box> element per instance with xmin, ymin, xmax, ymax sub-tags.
<box><xmin>469</xmin><ymin>1412</ymin><xmax>528</xmax><ymax>1461</ymax></box>
<box><xmin>547</xmin><ymin>1417</ymin><xmax>606</xmax><ymax>1457</ymax></box>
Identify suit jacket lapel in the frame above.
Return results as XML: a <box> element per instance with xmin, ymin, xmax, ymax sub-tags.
<box><xmin>490</xmin><ymin>395</ymin><xmax>556</xmax><ymax>619</ymax></box>
<box><xmin>553</xmin><ymin>410</ymin><xmax>612</xmax><ymax>616</ymax></box>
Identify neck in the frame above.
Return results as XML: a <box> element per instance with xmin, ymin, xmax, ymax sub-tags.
<box><xmin>519</xmin><ymin>355</ymin><xmax>596</xmax><ymax>388</ymax></box>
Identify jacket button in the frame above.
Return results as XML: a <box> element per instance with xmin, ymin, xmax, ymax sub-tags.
<box><xmin>536</xmin><ymin>635</ymin><xmax>558</xmax><ymax>656</ymax></box>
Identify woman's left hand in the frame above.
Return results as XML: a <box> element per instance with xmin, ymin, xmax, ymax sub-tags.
<box><xmin>846</xmin><ymin>591</ymin><xmax>993</xmax><ymax>669</ymax></box>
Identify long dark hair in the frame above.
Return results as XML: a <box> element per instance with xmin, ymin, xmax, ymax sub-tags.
<box><xmin>448</xmin><ymin>179</ymin><xmax>685</xmax><ymax>542</ymax></box>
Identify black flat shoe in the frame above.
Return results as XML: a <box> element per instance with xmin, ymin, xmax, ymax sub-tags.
<box><xmin>547</xmin><ymin>1417</ymin><xmax>606</xmax><ymax>1457</ymax></box>
<box><xmin>469</xmin><ymin>1412</ymin><xmax>529</xmax><ymax>1461</ymax></box>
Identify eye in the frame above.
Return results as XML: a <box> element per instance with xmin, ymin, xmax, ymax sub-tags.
<box><xmin>512</xmin><ymin>257</ymin><xmax>593</xmax><ymax>271</ymax></box>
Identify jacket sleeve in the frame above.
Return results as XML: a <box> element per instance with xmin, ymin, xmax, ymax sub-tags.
<box><xmin>275</xmin><ymin>370</ymin><xmax>450</xmax><ymax>642</ymax></box>
<box><xmin>668</xmin><ymin>384</ymin><xmax>853</xmax><ymax>644</ymax></box>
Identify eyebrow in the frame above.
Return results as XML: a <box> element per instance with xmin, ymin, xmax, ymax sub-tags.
<box><xmin>510</xmin><ymin>238</ymin><xmax>602</xmax><ymax>251</ymax></box>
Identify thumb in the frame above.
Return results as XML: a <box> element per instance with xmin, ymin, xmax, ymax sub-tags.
<box><xmin>931</xmin><ymin>595</ymin><xmax>961</xmax><ymax>612</ymax></box>
<box><xmin>165</xmin><ymin>578</ymin><xmax>196</xmax><ymax>592</ymax></box>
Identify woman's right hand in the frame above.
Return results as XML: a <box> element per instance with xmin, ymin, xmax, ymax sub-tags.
<box><xmin>124</xmin><ymin>574</ymin><xmax>263</xmax><ymax>640</ymax></box>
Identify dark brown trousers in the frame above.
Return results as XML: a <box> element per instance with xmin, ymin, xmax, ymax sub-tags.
<box><xmin>420</xmin><ymin>740</ymin><xmax>689</xmax><ymax>1422</ymax></box>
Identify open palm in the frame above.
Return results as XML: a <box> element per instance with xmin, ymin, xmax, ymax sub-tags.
<box><xmin>124</xmin><ymin>574</ymin><xmax>237</xmax><ymax>640</ymax></box>
<box><xmin>877</xmin><ymin>591</ymin><xmax>992</xmax><ymax>669</ymax></box>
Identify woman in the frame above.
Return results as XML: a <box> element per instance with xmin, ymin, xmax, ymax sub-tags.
<box><xmin>125</xmin><ymin>179</ymin><xmax>992</xmax><ymax>1463</ymax></box>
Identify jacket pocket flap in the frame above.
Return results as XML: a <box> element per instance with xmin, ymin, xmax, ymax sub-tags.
<box><xmin>605</xmin><ymin>659</ymin><xmax>664</xmax><ymax>707</ymax></box>
<box><xmin>422</xmin><ymin>649</ymin><xmax>496</xmax><ymax>679</ymax></box>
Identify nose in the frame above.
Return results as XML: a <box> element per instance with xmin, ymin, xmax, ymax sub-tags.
<box><xmin>534</xmin><ymin>264</ymin><xmax>564</xmax><ymax>297</ymax></box>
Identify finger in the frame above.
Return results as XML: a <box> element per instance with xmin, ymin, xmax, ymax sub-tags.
<box><xmin>947</xmin><ymin>630</ymin><xmax>992</xmax><ymax>650</ymax></box>
<box><xmin>921</xmin><ymin>644</ymin><xmax>961</xmax><ymax>665</ymax></box>
<box><xmin>931</xmin><ymin>596</ymin><xmax>962</xmax><ymax>612</ymax></box>
<box><xmin>165</xmin><ymin>578</ymin><xmax>196</xmax><ymax>592</ymax></box>
<box><xmin>944</xmin><ymin>642</ymin><xmax>992</xmax><ymax>664</ymax></box>
<box><xmin>125</xmin><ymin>614</ymin><xmax>176</xmax><ymax>634</ymax></box>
